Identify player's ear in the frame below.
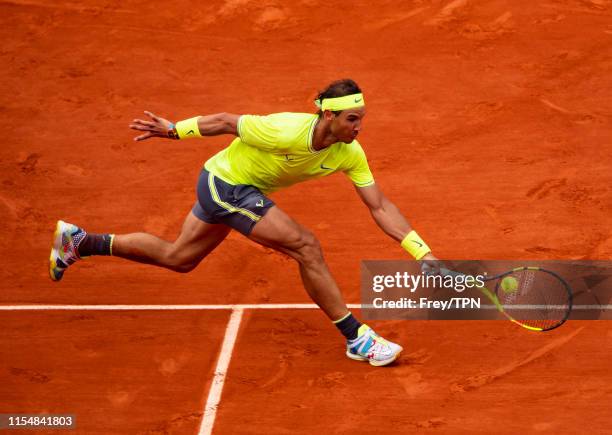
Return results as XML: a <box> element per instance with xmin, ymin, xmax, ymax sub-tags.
<box><xmin>323</xmin><ymin>110</ymin><xmax>335</xmax><ymax>121</ymax></box>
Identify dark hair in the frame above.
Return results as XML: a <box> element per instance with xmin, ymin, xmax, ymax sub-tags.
<box><xmin>315</xmin><ymin>78</ymin><xmax>362</xmax><ymax>116</ymax></box>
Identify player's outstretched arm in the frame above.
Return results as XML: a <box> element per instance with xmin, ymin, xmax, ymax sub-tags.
<box><xmin>129</xmin><ymin>111</ymin><xmax>240</xmax><ymax>142</ymax></box>
<box><xmin>355</xmin><ymin>184</ymin><xmax>439</xmax><ymax>265</ymax></box>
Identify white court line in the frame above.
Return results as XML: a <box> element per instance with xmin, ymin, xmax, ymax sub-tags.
<box><xmin>0</xmin><ymin>303</ymin><xmax>362</xmax><ymax>310</ymax></box>
<box><xmin>0</xmin><ymin>303</ymin><xmax>360</xmax><ymax>433</ymax></box>
<box><xmin>0</xmin><ymin>303</ymin><xmax>609</xmax><ymax>311</ymax></box>
<box><xmin>0</xmin><ymin>302</ymin><xmax>360</xmax><ymax>434</ymax></box>
<box><xmin>198</xmin><ymin>307</ymin><xmax>243</xmax><ymax>435</ymax></box>
<box><xmin>1</xmin><ymin>301</ymin><xmax>608</xmax><ymax>434</ymax></box>
<box><xmin>478</xmin><ymin>305</ymin><xmax>611</xmax><ymax>310</ymax></box>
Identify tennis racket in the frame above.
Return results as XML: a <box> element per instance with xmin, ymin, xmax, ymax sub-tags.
<box><xmin>440</xmin><ymin>266</ymin><xmax>573</xmax><ymax>332</ymax></box>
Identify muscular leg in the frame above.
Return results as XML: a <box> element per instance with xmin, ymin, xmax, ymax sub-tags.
<box><xmin>249</xmin><ymin>206</ymin><xmax>349</xmax><ymax>321</ymax></box>
<box><xmin>112</xmin><ymin>211</ymin><xmax>231</xmax><ymax>273</ymax></box>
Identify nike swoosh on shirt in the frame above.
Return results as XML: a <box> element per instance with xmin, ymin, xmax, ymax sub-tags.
<box><xmin>320</xmin><ymin>164</ymin><xmax>334</xmax><ymax>170</ymax></box>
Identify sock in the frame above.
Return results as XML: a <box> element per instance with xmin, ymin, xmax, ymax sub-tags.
<box><xmin>77</xmin><ymin>233</ymin><xmax>114</xmax><ymax>257</ymax></box>
<box><xmin>333</xmin><ymin>312</ymin><xmax>362</xmax><ymax>340</ymax></box>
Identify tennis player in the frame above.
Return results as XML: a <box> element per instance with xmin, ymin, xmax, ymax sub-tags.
<box><xmin>49</xmin><ymin>79</ymin><xmax>439</xmax><ymax>366</ymax></box>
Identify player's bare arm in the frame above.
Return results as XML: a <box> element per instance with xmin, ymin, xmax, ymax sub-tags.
<box><xmin>129</xmin><ymin>111</ymin><xmax>240</xmax><ymax>141</ymax></box>
<box><xmin>355</xmin><ymin>184</ymin><xmax>439</xmax><ymax>264</ymax></box>
<box><xmin>355</xmin><ymin>183</ymin><xmax>411</xmax><ymax>240</ymax></box>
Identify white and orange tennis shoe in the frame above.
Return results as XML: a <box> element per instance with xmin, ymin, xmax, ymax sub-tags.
<box><xmin>49</xmin><ymin>220</ymin><xmax>85</xmax><ymax>281</ymax></box>
<box><xmin>346</xmin><ymin>324</ymin><xmax>403</xmax><ymax>366</ymax></box>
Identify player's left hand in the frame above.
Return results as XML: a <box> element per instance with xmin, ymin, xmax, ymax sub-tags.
<box><xmin>420</xmin><ymin>253</ymin><xmax>443</xmax><ymax>276</ymax></box>
<box><xmin>129</xmin><ymin>111</ymin><xmax>175</xmax><ymax>141</ymax></box>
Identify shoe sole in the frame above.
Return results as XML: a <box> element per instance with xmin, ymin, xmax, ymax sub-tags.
<box><xmin>49</xmin><ymin>220</ymin><xmax>65</xmax><ymax>281</ymax></box>
<box><xmin>345</xmin><ymin>347</ymin><xmax>403</xmax><ymax>367</ymax></box>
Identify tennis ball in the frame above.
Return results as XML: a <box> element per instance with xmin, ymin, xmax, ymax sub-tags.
<box><xmin>500</xmin><ymin>276</ymin><xmax>519</xmax><ymax>294</ymax></box>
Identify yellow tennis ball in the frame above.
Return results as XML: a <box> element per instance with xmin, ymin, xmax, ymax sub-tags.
<box><xmin>500</xmin><ymin>276</ymin><xmax>519</xmax><ymax>294</ymax></box>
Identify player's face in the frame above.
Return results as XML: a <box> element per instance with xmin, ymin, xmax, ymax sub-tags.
<box><xmin>330</xmin><ymin>107</ymin><xmax>366</xmax><ymax>143</ymax></box>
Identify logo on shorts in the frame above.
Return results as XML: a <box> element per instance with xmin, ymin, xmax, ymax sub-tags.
<box><xmin>256</xmin><ymin>199</ymin><xmax>264</xmax><ymax>207</ymax></box>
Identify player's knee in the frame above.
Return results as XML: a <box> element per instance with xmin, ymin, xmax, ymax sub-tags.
<box><xmin>164</xmin><ymin>249</ymin><xmax>198</xmax><ymax>273</ymax></box>
<box><xmin>294</xmin><ymin>230</ymin><xmax>323</xmax><ymax>265</ymax></box>
<box><xmin>171</xmin><ymin>262</ymin><xmax>198</xmax><ymax>273</ymax></box>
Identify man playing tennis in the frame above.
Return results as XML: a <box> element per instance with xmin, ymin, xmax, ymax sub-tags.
<box><xmin>49</xmin><ymin>79</ymin><xmax>439</xmax><ymax>366</ymax></box>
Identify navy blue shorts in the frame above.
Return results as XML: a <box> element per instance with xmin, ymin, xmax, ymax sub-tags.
<box><xmin>192</xmin><ymin>169</ymin><xmax>275</xmax><ymax>236</ymax></box>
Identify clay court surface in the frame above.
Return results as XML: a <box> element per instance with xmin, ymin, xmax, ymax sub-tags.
<box><xmin>1</xmin><ymin>0</ymin><xmax>611</xmax><ymax>433</ymax></box>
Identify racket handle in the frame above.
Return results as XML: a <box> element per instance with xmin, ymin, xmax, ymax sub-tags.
<box><xmin>439</xmin><ymin>267</ymin><xmax>465</xmax><ymax>278</ymax></box>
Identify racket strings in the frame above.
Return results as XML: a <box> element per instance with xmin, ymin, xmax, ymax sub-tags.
<box><xmin>498</xmin><ymin>270</ymin><xmax>571</xmax><ymax>330</ymax></box>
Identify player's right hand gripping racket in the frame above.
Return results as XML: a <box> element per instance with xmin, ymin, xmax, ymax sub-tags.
<box><xmin>441</xmin><ymin>267</ymin><xmax>573</xmax><ymax>332</ymax></box>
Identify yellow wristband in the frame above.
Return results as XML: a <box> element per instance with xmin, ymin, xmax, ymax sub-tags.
<box><xmin>400</xmin><ymin>230</ymin><xmax>431</xmax><ymax>260</ymax></box>
<box><xmin>175</xmin><ymin>116</ymin><xmax>202</xmax><ymax>139</ymax></box>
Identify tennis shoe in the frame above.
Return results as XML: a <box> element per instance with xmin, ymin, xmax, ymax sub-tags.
<box><xmin>346</xmin><ymin>324</ymin><xmax>402</xmax><ymax>366</ymax></box>
<box><xmin>49</xmin><ymin>220</ymin><xmax>86</xmax><ymax>281</ymax></box>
